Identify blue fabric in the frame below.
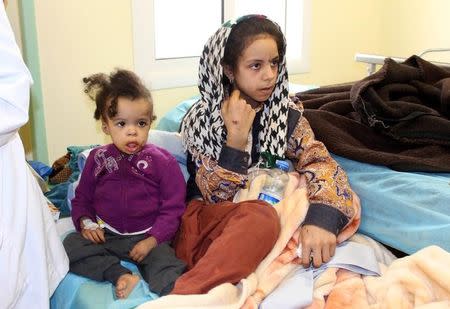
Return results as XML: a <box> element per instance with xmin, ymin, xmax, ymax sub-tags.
<box><xmin>155</xmin><ymin>96</ymin><xmax>199</xmax><ymax>132</ymax></box>
<box><xmin>45</xmin><ymin>182</ymin><xmax>71</xmax><ymax>217</ymax></box>
<box><xmin>66</xmin><ymin>145</ymin><xmax>99</xmax><ymax>183</ymax></box>
<box><xmin>333</xmin><ymin>154</ymin><xmax>450</xmax><ymax>254</ymax></box>
<box><xmin>50</xmin><ymin>261</ymin><xmax>159</xmax><ymax>309</ymax></box>
<box><xmin>27</xmin><ymin>160</ymin><xmax>53</xmax><ymax>179</ymax></box>
<box><xmin>45</xmin><ymin>145</ymin><xmax>98</xmax><ymax>217</ymax></box>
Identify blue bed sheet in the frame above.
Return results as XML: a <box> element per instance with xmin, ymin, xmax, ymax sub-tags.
<box><xmin>333</xmin><ymin>154</ymin><xmax>450</xmax><ymax>254</ymax></box>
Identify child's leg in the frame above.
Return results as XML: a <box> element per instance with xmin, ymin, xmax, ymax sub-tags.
<box><xmin>63</xmin><ymin>232</ymin><xmax>131</xmax><ymax>284</ymax></box>
<box><xmin>138</xmin><ymin>242</ymin><xmax>186</xmax><ymax>296</ymax></box>
<box><xmin>102</xmin><ymin>233</ymin><xmax>150</xmax><ymax>299</ymax></box>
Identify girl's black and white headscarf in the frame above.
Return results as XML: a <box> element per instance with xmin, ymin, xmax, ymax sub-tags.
<box><xmin>181</xmin><ymin>16</ymin><xmax>290</xmax><ymax>162</ymax></box>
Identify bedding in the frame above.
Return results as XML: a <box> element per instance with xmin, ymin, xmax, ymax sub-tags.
<box><xmin>333</xmin><ymin>154</ymin><xmax>450</xmax><ymax>254</ymax></box>
<box><xmin>296</xmin><ymin>56</ymin><xmax>450</xmax><ymax>172</ymax></box>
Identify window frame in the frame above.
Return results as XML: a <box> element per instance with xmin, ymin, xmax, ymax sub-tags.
<box><xmin>132</xmin><ymin>0</ymin><xmax>310</xmax><ymax>90</ymax></box>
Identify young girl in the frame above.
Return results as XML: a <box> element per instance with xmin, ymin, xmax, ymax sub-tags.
<box><xmin>63</xmin><ymin>69</ymin><xmax>186</xmax><ymax>299</ymax></box>
<box><xmin>174</xmin><ymin>15</ymin><xmax>356</xmax><ymax>294</ymax></box>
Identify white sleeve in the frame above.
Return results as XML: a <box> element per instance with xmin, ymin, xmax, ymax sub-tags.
<box><xmin>0</xmin><ymin>3</ymin><xmax>33</xmax><ymax>146</ymax></box>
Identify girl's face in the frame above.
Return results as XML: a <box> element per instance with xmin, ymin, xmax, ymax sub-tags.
<box><xmin>102</xmin><ymin>97</ymin><xmax>152</xmax><ymax>154</ymax></box>
<box><xmin>226</xmin><ymin>35</ymin><xmax>279</xmax><ymax>109</ymax></box>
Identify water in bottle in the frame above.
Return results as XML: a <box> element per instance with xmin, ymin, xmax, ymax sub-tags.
<box><xmin>258</xmin><ymin>159</ymin><xmax>290</xmax><ymax>205</ymax></box>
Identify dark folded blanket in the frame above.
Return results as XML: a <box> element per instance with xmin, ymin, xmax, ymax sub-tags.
<box><xmin>295</xmin><ymin>56</ymin><xmax>450</xmax><ymax>172</ymax></box>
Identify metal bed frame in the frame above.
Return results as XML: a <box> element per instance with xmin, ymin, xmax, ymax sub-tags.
<box><xmin>355</xmin><ymin>48</ymin><xmax>450</xmax><ymax>75</ymax></box>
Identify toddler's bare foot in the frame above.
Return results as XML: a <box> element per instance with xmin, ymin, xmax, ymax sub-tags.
<box><xmin>115</xmin><ymin>273</ymin><xmax>140</xmax><ymax>299</ymax></box>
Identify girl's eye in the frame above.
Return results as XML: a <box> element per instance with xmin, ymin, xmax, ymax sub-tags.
<box><xmin>138</xmin><ymin>121</ymin><xmax>148</xmax><ymax>127</ymax></box>
<box><xmin>250</xmin><ymin>63</ymin><xmax>261</xmax><ymax>70</ymax></box>
<box><xmin>271</xmin><ymin>60</ymin><xmax>279</xmax><ymax>67</ymax></box>
<box><xmin>116</xmin><ymin>121</ymin><xmax>125</xmax><ymax>127</ymax></box>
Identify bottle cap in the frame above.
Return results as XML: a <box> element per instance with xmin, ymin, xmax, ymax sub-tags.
<box><xmin>275</xmin><ymin>159</ymin><xmax>289</xmax><ymax>172</ymax></box>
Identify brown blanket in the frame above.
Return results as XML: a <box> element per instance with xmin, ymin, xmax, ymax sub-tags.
<box><xmin>296</xmin><ymin>56</ymin><xmax>450</xmax><ymax>172</ymax></box>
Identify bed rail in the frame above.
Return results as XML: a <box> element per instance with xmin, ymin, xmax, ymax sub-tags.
<box><xmin>355</xmin><ymin>48</ymin><xmax>450</xmax><ymax>75</ymax></box>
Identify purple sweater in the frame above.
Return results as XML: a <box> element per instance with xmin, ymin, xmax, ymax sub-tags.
<box><xmin>71</xmin><ymin>143</ymin><xmax>186</xmax><ymax>244</ymax></box>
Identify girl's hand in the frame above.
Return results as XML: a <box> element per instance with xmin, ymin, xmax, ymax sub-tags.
<box><xmin>221</xmin><ymin>89</ymin><xmax>256</xmax><ymax>151</ymax></box>
<box><xmin>81</xmin><ymin>227</ymin><xmax>105</xmax><ymax>244</ymax></box>
<box><xmin>299</xmin><ymin>225</ymin><xmax>336</xmax><ymax>268</ymax></box>
<box><xmin>129</xmin><ymin>236</ymin><xmax>157</xmax><ymax>263</ymax></box>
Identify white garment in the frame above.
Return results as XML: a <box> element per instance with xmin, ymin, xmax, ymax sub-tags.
<box><xmin>0</xmin><ymin>4</ymin><xmax>69</xmax><ymax>308</ymax></box>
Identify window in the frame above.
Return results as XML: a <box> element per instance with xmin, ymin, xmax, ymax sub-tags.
<box><xmin>132</xmin><ymin>0</ymin><xmax>310</xmax><ymax>89</ymax></box>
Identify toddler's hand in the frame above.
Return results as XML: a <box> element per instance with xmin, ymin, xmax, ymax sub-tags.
<box><xmin>81</xmin><ymin>227</ymin><xmax>105</xmax><ymax>244</ymax></box>
<box><xmin>222</xmin><ymin>89</ymin><xmax>256</xmax><ymax>150</ymax></box>
<box><xmin>129</xmin><ymin>236</ymin><xmax>157</xmax><ymax>263</ymax></box>
<box><xmin>80</xmin><ymin>217</ymin><xmax>105</xmax><ymax>244</ymax></box>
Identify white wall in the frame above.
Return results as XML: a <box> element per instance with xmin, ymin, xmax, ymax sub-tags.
<box><xmin>379</xmin><ymin>0</ymin><xmax>450</xmax><ymax>63</ymax></box>
<box><xmin>291</xmin><ymin>0</ymin><xmax>383</xmax><ymax>85</ymax></box>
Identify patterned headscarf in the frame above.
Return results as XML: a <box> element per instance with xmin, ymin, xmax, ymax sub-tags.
<box><xmin>181</xmin><ymin>15</ymin><xmax>290</xmax><ymax>161</ymax></box>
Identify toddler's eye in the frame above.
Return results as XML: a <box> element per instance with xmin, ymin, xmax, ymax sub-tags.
<box><xmin>116</xmin><ymin>121</ymin><xmax>126</xmax><ymax>127</ymax></box>
<box><xmin>138</xmin><ymin>120</ymin><xmax>148</xmax><ymax>127</ymax></box>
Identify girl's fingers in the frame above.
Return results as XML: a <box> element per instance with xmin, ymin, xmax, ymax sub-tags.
<box><xmin>322</xmin><ymin>245</ymin><xmax>331</xmax><ymax>264</ymax></box>
<box><xmin>87</xmin><ymin>233</ymin><xmax>97</xmax><ymax>244</ymax></box>
<box><xmin>91</xmin><ymin>231</ymin><xmax>101</xmax><ymax>244</ymax></box>
<box><xmin>81</xmin><ymin>229</ymin><xmax>105</xmax><ymax>244</ymax></box>
<box><xmin>129</xmin><ymin>247</ymin><xmax>137</xmax><ymax>258</ymax></box>
<box><xmin>311</xmin><ymin>246</ymin><xmax>322</xmax><ymax>268</ymax></box>
<box><xmin>97</xmin><ymin>229</ymin><xmax>105</xmax><ymax>243</ymax></box>
<box><xmin>301</xmin><ymin>244</ymin><xmax>312</xmax><ymax>267</ymax></box>
<box><xmin>330</xmin><ymin>243</ymin><xmax>336</xmax><ymax>258</ymax></box>
<box><xmin>230</xmin><ymin>89</ymin><xmax>241</xmax><ymax>102</ymax></box>
<box><xmin>221</xmin><ymin>97</ymin><xmax>229</xmax><ymax>115</ymax></box>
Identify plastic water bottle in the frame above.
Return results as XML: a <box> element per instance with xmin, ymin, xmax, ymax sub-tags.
<box><xmin>258</xmin><ymin>159</ymin><xmax>290</xmax><ymax>205</ymax></box>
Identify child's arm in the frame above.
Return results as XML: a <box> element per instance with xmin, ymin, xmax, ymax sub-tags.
<box><xmin>77</xmin><ymin>216</ymin><xmax>105</xmax><ymax>243</ymax></box>
<box><xmin>286</xmin><ymin>103</ymin><xmax>355</xmax><ymax>267</ymax></box>
<box><xmin>70</xmin><ymin>150</ymin><xmax>98</xmax><ymax>231</ymax></box>
<box><xmin>186</xmin><ymin>90</ymin><xmax>255</xmax><ymax>204</ymax></box>
<box><xmin>146</xmin><ymin>155</ymin><xmax>186</xmax><ymax>244</ymax></box>
<box><xmin>286</xmin><ymin>109</ymin><xmax>354</xmax><ymax>234</ymax></box>
<box><xmin>129</xmin><ymin>236</ymin><xmax>157</xmax><ymax>263</ymax></box>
